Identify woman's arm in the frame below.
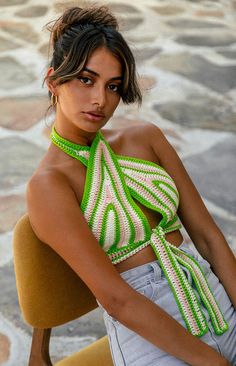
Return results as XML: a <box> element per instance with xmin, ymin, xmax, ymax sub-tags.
<box><xmin>148</xmin><ymin>123</ymin><xmax>236</xmax><ymax>308</ymax></box>
<box><xmin>27</xmin><ymin>170</ymin><xmax>231</xmax><ymax>366</ymax></box>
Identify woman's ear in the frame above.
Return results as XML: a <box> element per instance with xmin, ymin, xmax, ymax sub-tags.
<box><xmin>45</xmin><ymin>67</ymin><xmax>57</xmax><ymax>95</ymax></box>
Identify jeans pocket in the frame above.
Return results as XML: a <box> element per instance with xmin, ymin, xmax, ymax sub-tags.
<box><xmin>133</xmin><ymin>279</ymin><xmax>157</xmax><ymax>302</ymax></box>
<box><xmin>103</xmin><ymin>280</ymin><xmax>157</xmax><ymax>327</ymax></box>
<box><xmin>103</xmin><ymin>309</ymin><xmax>120</xmax><ymax>326</ymax></box>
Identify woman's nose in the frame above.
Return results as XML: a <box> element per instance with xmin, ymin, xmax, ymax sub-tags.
<box><xmin>92</xmin><ymin>84</ymin><xmax>106</xmax><ymax>108</ymax></box>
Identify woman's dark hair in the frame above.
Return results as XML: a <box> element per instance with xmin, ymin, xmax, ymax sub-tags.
<box><xmin>44</xmin><ymin>5</ymin><xmax>142</xmax><ymax>105</ymax></box>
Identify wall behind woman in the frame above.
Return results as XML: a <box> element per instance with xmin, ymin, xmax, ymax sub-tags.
<box><xmin>0</xmin><ymin>0</ymin><xmax>236</xmax><ymax>365</ymax></box>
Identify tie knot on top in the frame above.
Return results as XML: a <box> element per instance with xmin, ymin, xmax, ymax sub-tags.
<box><xmin>155</xmin><ymin>225</ymin><xmax>165</xmax><ymax>238</ymax></box>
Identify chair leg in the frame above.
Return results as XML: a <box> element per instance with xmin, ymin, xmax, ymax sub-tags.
<box><xmin>28</xmin><ymin>328</ymin><xmax>53</xmax><ymax>366</ymax></box>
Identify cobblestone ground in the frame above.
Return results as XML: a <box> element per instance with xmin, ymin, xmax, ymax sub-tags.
<box><xmin>0</xmin><ymin>0</ymin><xmax>236</xmax><ymax>364</ymax></box>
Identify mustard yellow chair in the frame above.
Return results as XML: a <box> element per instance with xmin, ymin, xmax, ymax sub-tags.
<box><xmin>13</xmin><ymin>213</ymin><xmax>113</xmax><ymax>366</ymax></box>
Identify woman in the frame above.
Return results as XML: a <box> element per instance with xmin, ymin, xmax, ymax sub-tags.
<box><xmin>27</xmin><ymin>5</ymin><xmax>236</xmax><ymax>366</ymax></box>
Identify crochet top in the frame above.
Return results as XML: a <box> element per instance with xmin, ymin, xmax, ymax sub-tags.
<box><xmin>50</xmin><ymin>126</ymin><xmax>228</xmax><ymax>338</ymax></box>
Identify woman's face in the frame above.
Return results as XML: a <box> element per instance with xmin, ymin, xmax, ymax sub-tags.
<box><xmin>52</xmin><ymin>47</ymin><xmax>122</xmax><ymax>134</ymax></box>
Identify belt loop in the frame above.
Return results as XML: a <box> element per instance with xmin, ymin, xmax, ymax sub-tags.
<box><xmin>149</xmin><ymin>262</ymin><xmax>162</xmax><ymax>283</ymax></box>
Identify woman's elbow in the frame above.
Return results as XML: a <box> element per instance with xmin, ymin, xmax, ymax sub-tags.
<box><xmin>100</xmin><ymin>286</ymin><xmax>133</xmax><ymax>319</ymax></box>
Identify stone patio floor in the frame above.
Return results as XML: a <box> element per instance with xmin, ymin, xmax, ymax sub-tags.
<box><xmin>0</xmin><ymin>0</ymin><xmax>236</xmax><ymax>364</ymax></box>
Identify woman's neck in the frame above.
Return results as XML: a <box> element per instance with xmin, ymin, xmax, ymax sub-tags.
<box><xmin>53</xmin><ymin>121</ymin><xmax>99</xmax><ymax>147</ymax></box>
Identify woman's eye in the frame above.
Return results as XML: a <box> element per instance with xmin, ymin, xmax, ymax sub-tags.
<box><xmin>79</xmin><ymin>77</ymin><xmax>93</xmax><ymax>85</ymax></box>
<box><xmin>109</xmin><ymin>84</ymin><xmax>120</xmax><ymax>92</ymax></box>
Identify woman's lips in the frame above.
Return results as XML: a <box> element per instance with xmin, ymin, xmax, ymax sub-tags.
<box><xmin>83</xmin><ymin>112</ymin><xmax>105</xmax><ymax>122</ymax></box>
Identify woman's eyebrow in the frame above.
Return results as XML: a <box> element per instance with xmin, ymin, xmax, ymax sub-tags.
<box><xmin>83</xmin><ymin>67</ymin><xmax>123</xmax><ymax>81</ymax></box>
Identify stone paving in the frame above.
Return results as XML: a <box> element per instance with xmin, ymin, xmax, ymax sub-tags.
<box><xmin>0</xmin><ymin>0</ymin><xmax>236</xmax><ymax>364</ymax></box>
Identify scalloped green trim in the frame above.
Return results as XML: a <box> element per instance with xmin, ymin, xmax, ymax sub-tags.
<box><xmin>106</xmin><ymin>238</ymin><xmax>150</xmax><ymax>255</ymax></box>
<box><xmin>80</xmin><ymin>132</ymin><xmax>101</xmax><ymax>213</ymax></box>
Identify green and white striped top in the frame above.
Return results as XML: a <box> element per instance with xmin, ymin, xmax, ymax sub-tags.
<box><xmin>51</xmin><ymin>126</ymin><xmax>228</xmax><ymax>338</ymax></box>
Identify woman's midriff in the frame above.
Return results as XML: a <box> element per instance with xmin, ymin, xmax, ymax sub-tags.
<box><xmin>115</xmin><ymin>229</ymin><xmax>184</xmax><ymax>273</ymax></box>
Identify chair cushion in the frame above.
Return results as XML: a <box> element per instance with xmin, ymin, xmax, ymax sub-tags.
<box><xmin>54</xmin><ymin>336</ymin><xmax>113</xmax><ymax>366</ymax></box>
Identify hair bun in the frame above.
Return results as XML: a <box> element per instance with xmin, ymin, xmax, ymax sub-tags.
<box><xmin>47</xmin><ymin>5</ymin><xmax>118</xmax><ymax>47</ymax></box>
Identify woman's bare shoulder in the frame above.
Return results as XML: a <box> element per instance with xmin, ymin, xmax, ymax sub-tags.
<box><xmin>28</xmin><ymin>145</ymin><xmax>86</xmax><ymax>201</ymax></box>
<box><xmin>102</xmin><ymin>121</ymin><xmax>162</xmax><ymax>162</ymax></box>
<box><xmin>28</xmin><ymin>162</ymin><xmax>68</xmax><ymax>195</ymax></box>
<box><xmin>102</xmin><ymin>121</ymin><xmax>161</xmax><ymax>141</ymax></box>
<box><xmin>27</xmin><ymin>157</ymin><xmax>76</xmax><ymax>225</ymax></box>
<box><xmin>27</xmin><ymin>168</ymin><xmax>71</xmax><ymax>224</ymax></box>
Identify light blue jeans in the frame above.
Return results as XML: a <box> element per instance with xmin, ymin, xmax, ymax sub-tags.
<box><xmin>100</xmin><ymin>242</ymin><xmax>236</xmax><ymax>365</ymax></box>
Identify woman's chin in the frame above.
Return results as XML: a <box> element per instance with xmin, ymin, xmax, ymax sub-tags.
<box><xmin>75</xmin><ymin>122</ymin><xmax>103</xmax><ymax>134</ymax></box>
